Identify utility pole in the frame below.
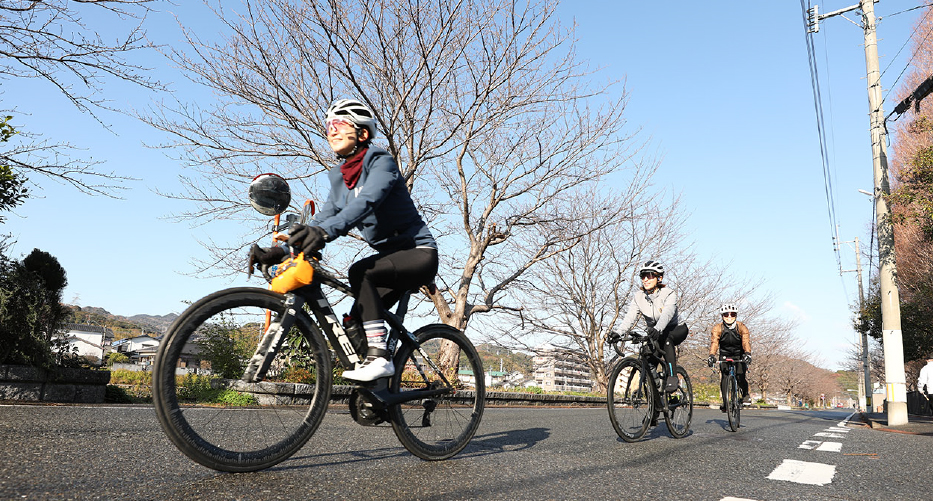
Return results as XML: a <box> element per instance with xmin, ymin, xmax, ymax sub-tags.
<box><xmin>839</xmin><ymin>236</ymin><xmax>872</xmax><ymax>411</ymax></box>
<box><xmin>808</xmin><ymin>0</ymin><xmax>908</xmax><ymax>425</ymax></box>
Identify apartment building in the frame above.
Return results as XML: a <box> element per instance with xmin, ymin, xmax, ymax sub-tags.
<box><xmin>532</xmin><ymin>343</ymin><xmax>595</xmax><ymax>392</ymax></box>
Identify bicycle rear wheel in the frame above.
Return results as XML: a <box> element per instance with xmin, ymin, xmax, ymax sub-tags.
<box><xmin>389</xmin><ymin>325</ymin><xmax>485</xmax><ymax>460</ymax></box>
<box><xmin>152</xmin><ymin>288</ymin><xmax>332</xmax><ymax>472</ymax></box>
<box><xmin>726</xmin><ymin>374</ymin><xmax>740</xmax><ymax>432</ymax></box>
<box><xmin>664</xmin><ymin>366</ymin><xmax>693</xmax><ymax>439</ymax></box>
<box><xmin>607</xmin><ymin>358</ymin><xmax>653</xmax><ymax>442</ymax></box>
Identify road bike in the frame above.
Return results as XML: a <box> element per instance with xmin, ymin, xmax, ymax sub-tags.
<box><xmin>606</xmin><ymin>331</ymin><xmax>693</xmax><ymax>442</ymax></box>
<box><xmin>152</xmin><ymin>174</ymin><xmax>485</xmax><ymax>472</ymax></box>
<box><xmin>718</xmin><ymin>357</ymin><xmax>742</xmax><ymax>432</ymax></box>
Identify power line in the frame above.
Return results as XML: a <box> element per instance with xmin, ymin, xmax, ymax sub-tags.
<box><xmin>802</xmin><ymin>0</ymin><xmax>843</xmax><ymax>271</ymax></box>
<box><xmin>881</xmin><ymin>5</ymin><xmax>933</xmax><ymax>103</ymax></box>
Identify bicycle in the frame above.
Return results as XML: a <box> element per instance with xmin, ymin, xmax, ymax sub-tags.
<box><xmin>606</xmin><ymin>331</ymin><xmax>693</xmax><ymax>442</ymax></box>
<box><xmin>152</xmin><ymin>175</ymin><xmax>485</xmax><ymax>472</ymax></box>
<box><xmin>717</xmin><ymin>357</ymin><xmax>743</xmax><ymax>432</ymax></box>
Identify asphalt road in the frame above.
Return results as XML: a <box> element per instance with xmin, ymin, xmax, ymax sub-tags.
<box><xmin>0</xmin><ymin>404</ymin><xmax>929</xmax><ymax>500</ymax></box>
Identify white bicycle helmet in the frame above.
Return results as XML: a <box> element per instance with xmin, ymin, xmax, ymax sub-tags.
<box><xmin>639</xmin><ymin>260</ymin><xmax>664</xmax><ymax>276</ymax></box>
<box><xmin>325</xmin><ymin>98</ymin><xmax>378</xmax><ymax>139</ymax></box>
<box><xmin>719</xmin><ymin>303</ymin><xmax>738</xmax><ymax>315</ymax></box>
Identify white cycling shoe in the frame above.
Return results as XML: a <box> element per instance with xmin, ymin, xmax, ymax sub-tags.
<box><xmin>343</xmin><ymin>357</ymin><xmax>395</xmax><ymax>382</ymax></box>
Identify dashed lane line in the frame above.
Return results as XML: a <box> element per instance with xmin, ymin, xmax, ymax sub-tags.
<box><xmin>767</xmin><ymin>459</ymin><xmax>837</xmax><ymax>486</ymax></box>
<box><xmin>765</xmin><ymin>412</ymin><xmax>858</xmax><ymax>487</ymax></box>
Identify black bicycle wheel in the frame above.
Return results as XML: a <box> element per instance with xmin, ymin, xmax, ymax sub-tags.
<box><xmin>152</xmin><ymin>287</ymin><xmax>332</xmax><ymax>472</ymax></box>
<box><xmin>726</xmin><ymin>374</ymin><xmax>740</xmax><ymax>432</ymax></box>
<box><xmin>664</xmin><ymin>365</ymin><xmax>693</xmax><ymax>439</ymax></box>
<box><xmin>389</xmin><ymin>324</ymin><xmax>485</xmax><ymax>460</ymax></box>
<box><xmin>607</xmin><ymin>358</ymin><xmax>653</xmax><ymax>442</ymax></box>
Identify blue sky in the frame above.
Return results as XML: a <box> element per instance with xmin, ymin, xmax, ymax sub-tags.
<box><xmin>1</xmin><ymin>1</ymin><xmax>923</xmax><ymax>370</ymax></box>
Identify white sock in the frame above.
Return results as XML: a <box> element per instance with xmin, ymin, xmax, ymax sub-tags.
<box><xmin>363</xmin><ymin>320</ymin><xmax>387</xmax><ymax>353</ymax></box>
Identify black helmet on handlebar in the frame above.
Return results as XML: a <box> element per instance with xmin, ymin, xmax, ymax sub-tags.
<box><xmin>249</xmin><ymin>173</ymin><xmax>291</xmax><ymax>216</ymax></box>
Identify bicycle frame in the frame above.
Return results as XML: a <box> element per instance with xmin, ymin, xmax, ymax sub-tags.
<box><xmin>615</xmin><ymin>333</ymin><xmax>673</xmax><ymax>413</ymax></box>
<box><xmin>247</xmin><ymin>260</ymin><xmax>455</xmax><ymax>412</ymax></box>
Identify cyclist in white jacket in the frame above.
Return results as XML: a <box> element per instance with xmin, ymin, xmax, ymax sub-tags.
<box><xmin>619</xmin><ymin>260</ymin><xmax>690</xmax><ymax>392</ymax></box>
<box><xmin>917</xmin><ymin>355</ymin><xmax>933</xmax><ymax>414</ymax></box>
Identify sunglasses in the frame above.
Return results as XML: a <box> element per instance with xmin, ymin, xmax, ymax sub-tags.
<box><xmin>640</xmin><ymin>272</ymin><xmax>658</xmax><ymax>280</ymax></box>
<box><xmin>325</xmin><ymin>118</ymin><xmax>356</xmax><ymax>134</ymax></box>
<box><xmin>722</xmin><ymin>312</ymin><xmax>736</xmax><ymax>318</ymax></box>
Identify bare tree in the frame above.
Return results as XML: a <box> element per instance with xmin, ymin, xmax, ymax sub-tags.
<box><xmin>143</xmin><ymin>0</ymin><xmax>641</xmax><ymax>353</ymax></box>
<box><xmin>0</xmin><ymin>0</ymin><xmax>161</xmax><ymax>199</ymax></box>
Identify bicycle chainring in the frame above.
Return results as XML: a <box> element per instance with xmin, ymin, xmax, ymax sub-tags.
<box><xmin>349</xmin><ymin>389</ymin><xmax>388</xmax><ymax>426</ymax></box>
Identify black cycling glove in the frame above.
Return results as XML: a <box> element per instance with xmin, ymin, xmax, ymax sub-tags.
<box><xmin>707</xmin><ymin>355</ymin><xmax>716</xmax><ymax>367</ymax></box>
<box><xmin>247</xmin><ymin>244</ymin><xmax>288</xmax><ymax>276</ymax></box>
<box><xmin>287</xmin><ymin>224</ymin><xmax>328</xmax><ymax>256</ymax></box>
<box><xmin>646</xmin><ymin>326</ymin><xmax>660</xmax><ymax>340</ymax></box>
<box><xmin>743</xmin><ymin>353</ymin><xmax>752</xmax><ymax>365</ymax></box>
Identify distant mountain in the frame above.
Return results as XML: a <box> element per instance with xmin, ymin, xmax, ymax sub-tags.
<box><xmin>126</xmin><ymin>313</ymin><xmax>178</xmax><ymax>334</ymax></box>
<box><xmin>64</xmin><ymin>305</ymin><xmax>178</xmax><ymax>338</ymax></box>
<box><xmin>475</xmin><ymin>343</ymin><xmax>533</xmax><ymax>375</ymax></box>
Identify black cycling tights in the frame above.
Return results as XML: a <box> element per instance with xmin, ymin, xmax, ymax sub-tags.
<box><xmin>348</xmin><ymin>247</ymin><xmax>439</xmax><ymax>323</ymax></box>
<box><xmin>720</xmin><ymin>364</ymin><xmax>750</xmax><ymax>399</ymax></box>
<box><xmin>659</xmin><ymin>323</ymin><xmax>689</xmax><ymax>376</ymax></box>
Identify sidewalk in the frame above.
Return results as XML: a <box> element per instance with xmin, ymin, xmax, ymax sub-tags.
<box><xmin>859</xmin><ymin>412</ymin><xmax>933</xmax><ymax>436</ymax></box>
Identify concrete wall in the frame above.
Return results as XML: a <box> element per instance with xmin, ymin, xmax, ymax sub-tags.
<box><xmin>0</xmin><ymin>365</ymin><xmax>110</xmax><ymax>403</ymax></box>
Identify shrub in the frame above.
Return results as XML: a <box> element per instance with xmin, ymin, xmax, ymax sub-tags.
<box><xmin>175</xmin><ymin>373</ymin><xmax>219</xmax><ymax>402</ymax></box>
<box><xmin>109</xmin><ymin>369</ymin><xmax>151</xmax><ymax>386</ymax></box>
<box><xmin>282</xmin><ymin>366</ymin><xmax>316</xmax><ymax>384</ymax></box>
<box><xmin>107</xmin><ymin>352</ymin><xmax>129</xmax><ymax>366</ymax></box>
<box><xmin>214</xmin><ymin>389</ymin><xmax>257</xmax><ymax>406</ymax></box>
<box><xmin>105</xmin><ymin>385</ymin><xmax>134</xmax><ymax>403</ymax></box>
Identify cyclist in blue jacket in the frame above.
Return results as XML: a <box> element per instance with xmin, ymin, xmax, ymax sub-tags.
<box><xmin>256</xmin><ymin>98</ymin><xmax>438</xmax><ymax>382</ymax></box>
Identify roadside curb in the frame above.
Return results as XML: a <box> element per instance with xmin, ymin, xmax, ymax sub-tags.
<box><xmin>858</xmin><ymin>412</ymin><xmax>933</xmax><ymax>435</ymax></box>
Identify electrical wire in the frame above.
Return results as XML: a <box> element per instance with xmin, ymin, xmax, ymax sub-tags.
<box><xmin>802</xmin><ymin>0</ymin><xmax>843</xmax><ymax>272</ymax></box>
<box><xmin>881</xmin><ymin>5</ymin><xmax>933</xmax><ymax>104</ymax></box>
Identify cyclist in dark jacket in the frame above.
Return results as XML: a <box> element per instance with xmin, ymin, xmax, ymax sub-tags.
<box><xmin>286</xmin><ymin>99</ymin><xmax>438</xmax><ymax>381</ymax></box>
<box><xmin>619</xmin><ymin>260</ymin><xmax>690</xmax><ymax>392</ymax></box>
<box><xmin>707</xmin><ymin>303</ymin><xmax>752</xmax><ymax>409</ymax></box>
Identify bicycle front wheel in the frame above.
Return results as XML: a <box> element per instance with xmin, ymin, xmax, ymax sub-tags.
<box><xmin>726</xmin><ymin>374</ymin><xmax>740</xmax><ymax>432</ymax></box>
<box><xmin>152</xmin><ymin>288</ymin><xmax>332</xmax><ymax>472</ymax></box>
<box><xmin>389</xmin><ymin>325</ymin><xmax>485</xmax><ymax>460</ymax></box>
<box><xmin>607</xmin><ymin>358</ymin><xmax>653</xmax><ymax>442</ymax></box>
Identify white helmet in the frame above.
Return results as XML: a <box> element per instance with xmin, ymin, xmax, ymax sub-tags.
<box><xmin>639</xmin><ymin>260</ymin><xmax>664</xmax><ymax>276</ymax></box>
<box><xmin>719</xmin><ymin>303</ymin><xmax>738</xmax><ymax>314</ymax></box>
<box><xmin>325</xmin><ymin>99</ymin><xmax>378</xmax><ymax>139</ymax></box>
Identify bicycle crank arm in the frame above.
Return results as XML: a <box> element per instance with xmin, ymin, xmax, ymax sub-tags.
<box><xmin>356</xmin><ymin>386</ymin><xmax>452</xmax><ymax>410</ymax></box>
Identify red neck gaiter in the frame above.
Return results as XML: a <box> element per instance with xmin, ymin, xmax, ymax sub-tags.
<box><xmin>340</xmin><ymin>148</ymin><xmax>368</xmax><ymax>189</ymax></box>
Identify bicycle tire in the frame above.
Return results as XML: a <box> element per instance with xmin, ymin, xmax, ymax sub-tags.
<box><xmin>389</xmin><ymin>324</ymin><xmax>485</xmax><ymax>460</ymax></box>
<box><xmin>663</xmin><ymin>365</ymin><xmax>693</xmax><ymax>439</ymax></box>
<box><xmin>726</xmin><ymin>373</ymin><xmax>740</xmax><ymax>432</ymax></box>
<box><xmin>607</xmin><ymin>357</ymin><xmax>653</xmax><ymax>442</ymax></box>
<box><xmin>152</xmin><ymin>287</ymin><xmax>332</xmax><ymax>472</ymax></box>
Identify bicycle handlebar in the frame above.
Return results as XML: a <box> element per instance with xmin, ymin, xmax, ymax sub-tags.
<box><xmin>609</xmin><ymin>331</ymin><xmax>661</xmax><ymax>358</ymax></box>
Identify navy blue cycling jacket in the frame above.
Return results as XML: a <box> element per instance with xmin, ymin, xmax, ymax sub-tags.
<box><xmin>311</xmin><ymin>146</ymin><xmax>437</xmax><ymax>254</ymax></box>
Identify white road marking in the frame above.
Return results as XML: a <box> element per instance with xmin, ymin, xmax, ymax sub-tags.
<box><xmin>815</xmin><ymin>442</ymin><xmax>843</xmax><ymax>452</ymax></box>
<box><xmin>814</xmin><ymin>432</ymin><xmax>846</xmax><ymax>438</ymax></box>
<box><xmin>799</xmin><ymin>440</ymin><xmax>822</xmax><ymax>449</ymax></box>
<box><xmin>767</xmin><ymin>459</ymin><xmax>836</xmax><ymax>486</ymax></box>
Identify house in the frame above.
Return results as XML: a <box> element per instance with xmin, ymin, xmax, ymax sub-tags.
<box><xmin>54</xmin><ymin>324</ymin><xmax>114</xmax><ymax>365</ymax></box>
<box><xmin>457</xmin><ymin>369</ymin><xmax>513</xmax><ymax>388</ymax></box>
<box><xmin>112</xmin><ymin>335</ymin><xmax>160</xmax><ymax>355</ymax></box>
<box><xmin>532</xmin><ymin>343</ymin><xmax>596</xmax><ymax>393</ymax></box>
